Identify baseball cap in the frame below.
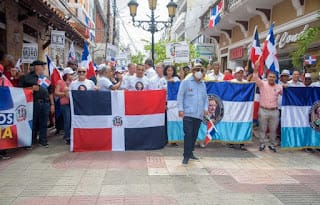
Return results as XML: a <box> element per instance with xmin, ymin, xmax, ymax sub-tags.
<box><xmin>97</xmin><ymin>64</ymin><xmax>107</xmax><ymax>71</ymax></box>
<box><xmin>115</xmin><ymin>67</ymin><xmax>125</xmax><ymax>73</ymax></box>
<box><xmin>63</xmin><ymin>67</ymin><xmax>75</xmax><ymax>76</ymax></box>
<box><xmin>235</xmin><ymin>66</ymin><xmax>244</xmax><ymax>73</ymax></box>
<box><xmin>193</xmin><ymin>58</ymin><xmax>203</xmax><ymax>68</ymax></box>
<box><xmin>280</xmin><ymin>69</ymin><xmax>290</xmax><ymax>76</ymax></box>
<box><xmin>32</xmin><ymin>60</ymin><xmax>46</xmax><ymax>66</ymax></box>
<box><xmin>305</xmin><ymin>73</ymin><xmax>312</xmax><ymax>78</ymax></box>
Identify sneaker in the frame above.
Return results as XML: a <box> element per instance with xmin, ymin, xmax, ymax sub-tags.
<box><xmin>39</xmin><ymin>143</ymin><xmax>49</xmax><ymax>148</ymax></box>
<box><xmin>228</xmin><ymin>144</ymin><xmax>235</xmax><ymax>149</ymax></box>
<box><xmin>268</xmin><ymin>145</ymin><xmax>277</xmax><ymax>153</ymax></box>
<box><xmin>171</xmin><ymin>143</ymin><xmax>178</xmax><ymax>147</ymax></box>
<box><xmin>0</xmin><ymin>154</ymin><xmax>10</xmax><ymax>160</ymax></box>
<box><xmin>259</xmin><ymin>144</ymin><xmax>265</xmax><ymax>151</ymax></box>
<box><xmin>199</xmin><ymin>143</ymin><xmax>206</xmax><ymax>148</ymax></box>
<box><xmin>24</xmin><ymin>146</ymin><xmax>33</xmax><ymax>150</ymax></box>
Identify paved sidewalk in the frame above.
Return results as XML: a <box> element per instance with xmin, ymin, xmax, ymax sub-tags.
<box><xmin>1</xmin><ymin>130</ymin><xmax>320</xmax><ymax>205</ymax></box>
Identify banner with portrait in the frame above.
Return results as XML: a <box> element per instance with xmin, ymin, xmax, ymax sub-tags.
<box><xmin>167</xmin><ymin>82</ymin><xmax>255</xmax><ymax>143</ymax></box>
<box><xmin>281</xmin><ymin>87</ymin><xmax>320</xmax><ymax>149</ymax></box>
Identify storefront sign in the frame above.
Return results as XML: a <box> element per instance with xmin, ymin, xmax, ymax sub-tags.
<box><xmin>230</xmin><ymin>46</ymin><xmax>243</xmax><ymax>59</ymax></box>
<box><xmin>22</xmin><ymin>43</ymin><xmax>38</xmax><ymax>63</ymax></box>
<box><xmin>51</xmin><ymin>30</ymin><xmax>65</xmax><ymax>48</ymax></box>
<box><xmin>276</xmin><ymin>24</ymin><xmax>309</xmax><ymax>49</ymax></box>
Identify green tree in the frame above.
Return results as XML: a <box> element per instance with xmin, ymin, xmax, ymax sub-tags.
<box><xmin>130</xmin><ymin>51</ymin><xmax>146</xmax><ymax>65</ymax></box>
<box><xmin>291</xmin><ymin>11</ymin><xmax>320</xmax><ymax>69</ymax></box>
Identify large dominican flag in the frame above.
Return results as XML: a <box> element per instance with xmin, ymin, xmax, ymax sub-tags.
<box><xmin>261</xmin><ymin>23</ymin><xmax>280</xmax><ymax>78</ymax></box>
<box><xmin>167</xmin><ymin>82</ymin><xmax>255</xmax><ymax>143</ymax></box>
<box><xmin>0</xmin><ymin>87</ymin><xmax>33</xmax><ymax>149</ymax></box>
<box><xmin>46</xmin><ymin>55</ymin><xmax>61</xmax><ymax>87</ymax></box>
<box><xmin>250</xmin><ymin>26</ymin><xmax>263</xmax><ymax>76</ymax></box>
<box><xmin>281</xmin><ymin>87</ymin><xmax>320</xmax><ymax>149</ymax></box>
<box><xmin>70</xmin><ymin>90</ymin><xmax>166</xmax><ymax>152</ymax></box>
<box><xmin>208</xmin><ymin>1</ymin><xmax>223</xmax><ymax>29</ymax></box>
<box><xmin>81</xmin><ymin>41</ymin><xmax>95</xmax><ymax>79</ymax></box>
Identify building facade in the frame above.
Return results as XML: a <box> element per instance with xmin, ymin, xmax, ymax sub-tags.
<box><xmin>199</xmin><ymin>0</ymin><xmax>320</xmax><ymax>72</ymax></box>
<box><xmin>0</xmin><ymin>0</ymin><xmax>116</xmax><ymax>73</ymax></box>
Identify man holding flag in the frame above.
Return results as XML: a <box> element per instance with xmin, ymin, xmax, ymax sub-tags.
<box><xmin>19</xmin><ymin>60</ymin><xmax>54</xmax><ymax>147</ymax></box>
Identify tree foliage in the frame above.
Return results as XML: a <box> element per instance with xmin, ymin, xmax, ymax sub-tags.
<box><xmin>291</xmin><ymin>11</ymin><xmax>320</xmax><ymax>69</ymax></box>
<box><xmin>130</xmin><ymin>51</ymin><xmax>146</xmax><ymax>65</ymax></box>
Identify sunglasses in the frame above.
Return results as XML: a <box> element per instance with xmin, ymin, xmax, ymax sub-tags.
<box><xmin>194</xmin><ymin>67</ymin><xmax>204</xmax><ymax>72</ymax></box>
<box><xmin>78</xmin><ymin>71</ymin><xmax>86</xmax><ymax>74</ymax></box>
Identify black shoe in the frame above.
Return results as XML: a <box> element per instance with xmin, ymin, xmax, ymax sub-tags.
<box><xmin>0</xmin><ymin>154</ymin><xmax>10</xmax><ymax>160</ymax></box>
<box><xmin>305</xmin><ymin>148</ymin><xmax>315</xmax><ymax>153</ymax></box>
<box><xmin>259</xmin><ymin>145</ymin><xmax>265</xmax><ymax>151</ymax></box>
<box><xmin>190</xmin><ymin>154</ymin><xmax>199</xmax><ymax>160</ymax></box>
<box><xmin>24</xmin><ymin>146</ymin><xmax>33</xmax><ymax>150</ymax></box>
<box><xmin>268</xmin><ymin>145</ymin><xmax>277</xmax><ymax>153</ymax></box>
<box><xmin>171</xmin><ymin>143</ymin><xmax>178</xmax><ymax>147</ymax></box>
<box><xmin>64</xmin><ymin>139</ymin><xmax>70</xmax><ymax>145</ymax></box>
<box><xmin>39</xmin><ymin>143</ymin><xmax>49</xmax><ymax>148</ymax></box>
<box><xmin>228</xmin><ymin>144</ymin><xmax>235</xmax><ymax>149</ymax></box>
<box><xmin>239</xmin><ymin>144</ymin><xmax>247</xmax><ymax>151</ymax></box>
<box><xmin>182</xmin><ymin>158</ymin><xmax>189</xmax><ymax>164</ymax></box>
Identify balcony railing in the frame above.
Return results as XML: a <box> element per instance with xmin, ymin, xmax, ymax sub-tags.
<box><xmin>226</xmin><ymin>0</ymin><xmax>243</xmax><ymax>10</ymax></box>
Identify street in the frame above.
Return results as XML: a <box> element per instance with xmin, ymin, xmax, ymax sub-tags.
<box><xmin>0</xmin><ymin>129</ymin><xmax>320</xmax><ymax>205</ymax></box>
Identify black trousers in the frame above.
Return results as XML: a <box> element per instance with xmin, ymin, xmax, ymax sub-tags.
<box><xmin>183</xmin><ymin>116</ymin><xmax>201</xmax><ymax>158</ymax></box>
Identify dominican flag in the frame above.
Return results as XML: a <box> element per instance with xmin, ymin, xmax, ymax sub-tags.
<box><xmin>208</xmin><ymin>1</ymin><xmax>223</xmax><ymax>29</ymax></box>
<box><xmin>204</xmin><ymin>118</ymin><xmax>217</xmax><ymax>146</ymax></box>
<box><xmin>81</xmin><ymin>41</ymin><xmax>95</xmax><ymax>79</ymax></box>
<box><xmin>68</xmin><ymin>41</ymin><xmax>76</xmax><ymax>62</ymax></box>
<box><xmin>281</xmin><ymin>87</ymin><xmax>320</xmax><ymax>149</ymax></box>
<box><xmin>0</xmin><ymin>87</ymin><xmax>33</xmax><ymax>149</ymax></box>
<box><xmin>37</xmin><ymin>75</ymin><xmax>51</xmax><ymax>88</ymax></box>
<box><xmin>46</xmin><ymin>55</ymin><xmax>62</xmax><ymax>87</ymax></box>
<box><xmin>261</xmin><ymin>23</ymin><xmax>279</xmax><ymax>78</ymax></box>
<box><xmin>167</xmin><ymin>82</ymin><xmax>255</xmax><ymax>143</ymax></box>
<box><xmin>250</xmin><ymin>26</ymin><xmax>263</xmax><ymax>76</ymax></box>
<box><xmin>70</xmin><ymin>90</ymin><xmax>166</xmax><ymax>152</ymax></box>
<box><xmin>304</xmin><ymin>55</ymin><xmax>317</xmax><ymax>65</ymax></box>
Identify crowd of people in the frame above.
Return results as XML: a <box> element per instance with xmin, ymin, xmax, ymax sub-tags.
<box><xmin>1</xmin><ymin>50</ymin><xmax>320</xmax><ymax>163</ymax></box>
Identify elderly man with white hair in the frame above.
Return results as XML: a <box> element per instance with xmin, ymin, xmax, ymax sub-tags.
<box><xmin>97</xmin><ymin>64</ymin><xmax>122</xmax><ymax>91</ymax></box>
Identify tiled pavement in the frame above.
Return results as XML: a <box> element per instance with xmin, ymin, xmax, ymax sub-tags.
<box><xmin>1</xmin><ymin>130</ymin><xmax>320</xmax><ymax>205</ymax></box>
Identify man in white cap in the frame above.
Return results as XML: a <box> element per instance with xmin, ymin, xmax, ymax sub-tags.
<box><xmin>230</xmin><ymin>66</ymin><xmax>248</xmax><ymax>83</ymax></box>
<box><xmin>304</xmin><ymin>73</ymin><xmax>313</xmax><ymax>87</ymax></box>
<box><xmin>311</xmin><ymin>72</ymin><xmax>320</xmax><ymax>87</ymax></box>
<box><xmin>279</xmin><ymin>69</ymin><xmax>290</xmax><ymax>85</ymax></box>
<box><xmin>229</xmin><ymin>66</ymin><xmax>247</xmax><ymax>150</ymax></box>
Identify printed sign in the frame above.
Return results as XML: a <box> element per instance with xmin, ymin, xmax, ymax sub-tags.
<box><xmin>51</xmin><ymin>30</ymin><xmax>65</xmax><ymax>48</ymax></box>
<box><xmin>22</xmin><ymin>43</ymin><xmax>38</xmax><ymax>63</ymax></box>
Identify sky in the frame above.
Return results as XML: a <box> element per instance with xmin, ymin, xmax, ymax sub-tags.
<box><xmin>117</xmin><ymin>0</ymin><xmax>172</xmax><ymax>56</ymax></box>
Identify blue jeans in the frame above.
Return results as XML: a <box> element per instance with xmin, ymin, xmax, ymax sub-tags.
<box><xmin>183</xmin><ymin>116</ymin><xmax>201</xmax><ymax>159</ymax></box>
<box><xmin>61</xmin><ymin>104</ymin><xmax>71</xmax><ymax>140</ymax></box>
<box><xmin>32</xmin><ymin>102</ymin><xmax>50</xmax><ymax>145</ymax></box>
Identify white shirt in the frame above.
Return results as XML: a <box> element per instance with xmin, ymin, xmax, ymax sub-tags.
<box><xmin>230</xmin><ymin>79</ymin><xmax>248</xmax><ymax>83</ymax></box>
<box><xmin>121</xmin><ymin>73</ymin><xmax>135</xmax><ymax>89</ymax></box>
<box><xmin>287</xmin><ymin>80</ymin><xmax>305</xmax><ymax>87</ymax></box>
<box><xmin>97</xmin><ymin>76</ymin><xmax>113</xmax><ymax>91</ymax></box>
<box><xmin>144</xmin><ymin>67</ymin><xmax>157</xmax><ymax>79</ymax></box>
<box><xmin>70</xmin><ymin>79</ymin><xmax>95</xmax><ymax>90</ymax></box>
<box><xmin>150</xmin><ymin>75</ymin><xmax>167</xmax><ymax>90</ymax></box>
<box><xmin>208</xmin><ymin>72</ymin><xmax>224</xmax><ymax>81</ymax></box>
<box><xmin>311</xmin><ymin>81</ymin><xmax>320</xmax><ymax>87</ymax></box>
<box><xmin>126</xmin><ymin>76</ymin><xmax>151</xmax><ymax>91</ymax></box>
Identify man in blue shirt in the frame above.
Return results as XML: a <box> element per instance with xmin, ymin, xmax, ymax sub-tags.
<box><xmin>177</xmin><ymin>63</ymin><xmax>208</xmax><ymax>164</ymax></box>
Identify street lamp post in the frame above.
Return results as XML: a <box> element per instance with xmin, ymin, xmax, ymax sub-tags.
<box><xmin>128</xmin><ymin>0</ymin><xmax>177</xmax><ymax>64</ymax></box>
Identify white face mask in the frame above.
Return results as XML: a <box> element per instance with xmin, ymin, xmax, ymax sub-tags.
<box><xmin>194</xmin><ymin>71</ymin><xmax>203</xmax><ymax>79</ymax></box>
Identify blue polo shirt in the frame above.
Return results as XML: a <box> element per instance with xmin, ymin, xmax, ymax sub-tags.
<box><xmin>177</xmin><ymin>76</ymin><xmax>208</xmax><ymax>120</ymax></box>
